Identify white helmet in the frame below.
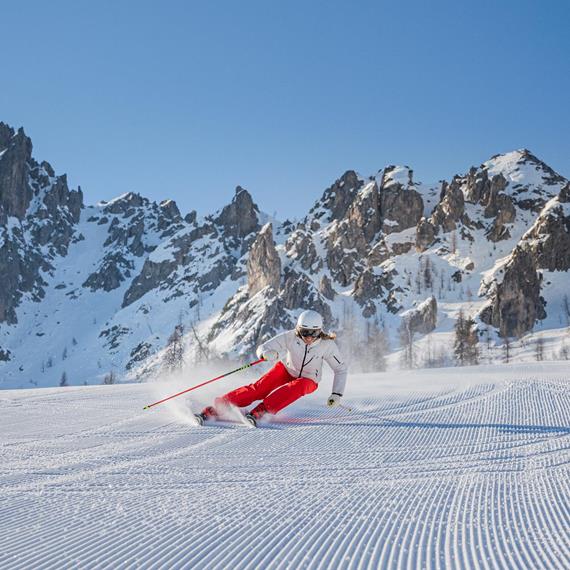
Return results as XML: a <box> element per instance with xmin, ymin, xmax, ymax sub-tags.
<box><xmin>296</xmin><ymin>310</ymin><xmax>323</xmax><ymax>338</ymax></box>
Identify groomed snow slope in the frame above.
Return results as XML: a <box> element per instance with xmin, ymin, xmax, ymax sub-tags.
<box><xmin>1</xmin><ymin>363</ymin><xmax>569</xmax><ymax>569</ymax></box>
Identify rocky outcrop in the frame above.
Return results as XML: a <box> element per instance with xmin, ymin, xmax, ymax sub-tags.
<box><xmin>401</xmin><ymin>296</ymin><xmax>438</xmax><ymax>335</ymax></box>
<box><xmin>480</xmin><ymin>246</ymin><xmax>545</xmax><ymax>337</ymax></box>
<box><xmin>319</xmin><ymin>275</ymin><xmax>336</xmax><ymax>300</ymax></box>
<box><xmin>247</xmin><ymin>223</ymin><xmax>281</xmax><ymax>296</ymax></box>
<box><xmin>0</xmin><ymin>124</ymin><xmax>83</xmax><ymax>324</ymax></box>
<box><xmin>285</xmin><ymin>228</ymin><xmax>322</xmax><ymax>272</ymax></box>
<box><xmin>215</xmin><ymin>186</ymin><xmax>260</xmax><ymax>250</ymax></box>
<box><xmin>415</xmin><ymin>218</ymin><xmax>437</xmax><ymax>252</ymax></box>
<box><xmin>83</xmin><ymin>252</ymin><xmax>134</xmax><ymax>292</ymax></box>
<box><xmin>430</xmin><ymin>179</ymin><xmax>465</xmax><ymax>232</ymax></box>
<box><xmin>308</xmin><ymin>170</ymin><xmax>364</xmax><ymax>222</ymax></box>
<box><xmin>522</xmin><ymin>187</ymin><xmax>570</xmax><ymax>271</ymax></box>
<box><xmin>485</xmin><ymin>192</ymin><xmax>516</xmax><ymax>242</ymax></box>
<box><xmin>323</xmin><ymin>183</ymin><xmax>383</xmax><ymax>285</ymax></box>
<box><xmin>353</xmin><ymin>270</ymin><xmax>387</xmax><ymax>317</ymax></box>
<box><xmin>379</xmin><ymin>170</ymin><xmax>424</xmax><ymax>234</ymax></box>
<box><xmin>0</xmin><ymin>125</ymin><xmax>33</xmax><ymax>222</ymax></box>
<box><xmin>281</xmin><ymin>268</ymin><xmax>333</xmax><ymax>325</ymax></box>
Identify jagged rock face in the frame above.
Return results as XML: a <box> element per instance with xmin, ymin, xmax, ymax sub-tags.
<box><xmin>480</xmin><ymin>246</ymin><xmax>545</xmax><ymax>337</ymax></box>
<box><xmin>464</xmin><ymin>167</ymin><xmax>488</xmax><ymax>203</ymax></box>
<box><xmin>0</xmin><ymin>125</ymin><xmax>33</xmax><ymax>221</ymax></box>
<box><xmin>353</xmin><ymin>270</ymin><xmax>387</xmax><ymax>317</ymax></box>
<box><xmin>431</xmin><ymin>179</ymin><xmax>465</xmax><ymax>232</ymax></box>
<box><xmin>215</xmin><ymin>186</ymin><xmax>260</xmax><ymax>246</ymax></box>
<box><xmin>415</xmin><ymin>218</ymin><xmax>436</xmax><ymax>252</ymax></box>
<box><xmin>85</xmin><ymin>194</ymin><xmax>182</xmax><ymax>294</ymax></box>
<box><xmin>346</xmin><ymin>183</ymin><xmax>382</xmax><ymax>243</ymax></box>
<box><xmin>486</xmin><ymin>191</ymin><xmax>516</xmax><ymax>242</ymax></box>
<box><xmin>323</xmin><ymin>182</ymin><xmax>382</xmax><ymax>285</ymax></box>
<box><xmin>158</xmin><ymin>200</ymin><xmax>182</xmax><ymax>231</ymax></box>
<box><xmin>308</xmin><ymin>170</ymin><xmax>364</xmax><ymax>222</ymax></box>
<box><xmin>285</xmin><ymin>228</ymin><xmax>322</xmax><ymax>272</ymax></box>
<box><xmin>319</xmin><ymin>275</ymin><xmax>335</xmax><ymax>300</ymax></box>
<box><xmin>281</xmin><ymin>268</ymin><xmax>333</xmax><ymax>325</ymax></box>
<box><xmin>248</xmin><ymin>223</ymin><xmax>281</xmax><ymax>296</ymax></box>
<box><xmin>402</xmin><ymin>296</ymin><xmax>438</xmax><ymax>335</ymax></box>
<box><xmin>0</xmin><ymin>125</ymin><xmax>84</xmax><ymax>325</ymax></box>
<box><xmin>367</xmin><ymin>239</ymin><xmax>391</xmax><ymax>266</ymax></box>
<box><xmin>83</xmin><ymin>252</ymin><xmax>134</xmax><ymax>292</ymax></box>
<box><xmin>326</xmin><ymin>232</ymin><xmax>364</xmax><ymax>287</ymax></box>
<box><xmin>123</xmin><ymin>257</ymin><xmax>177</xmax><ymax>306</ymax></box>
<box><xmin>523</xmin><ymin>194</ymin><xmax>570</xmax><ymax>271</ymax></box>
<box><xmin>380</xmin><ymin>184</ymin><xmax>424</xmax><ymax>234</ymax></box>
<box><xmin>481</xmin><ymin>174</ymin><xmax>507</xmax><ymax>215</ymax></box>
<box><xmin>0</xmin><ymin>233</ymin><xmax>48</xmax><ymax>324</ymax></box>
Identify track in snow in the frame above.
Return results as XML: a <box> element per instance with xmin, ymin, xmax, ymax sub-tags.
<box><xmin>1</xmin><ymin>364</ymin><xmax>569</xmax><ymax>569</ymax></box>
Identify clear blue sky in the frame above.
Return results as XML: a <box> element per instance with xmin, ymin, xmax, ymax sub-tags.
<box><xmin>1</xmin><ymin>0</ymin><xmax>569</xmax><ymax>219</ymax></box>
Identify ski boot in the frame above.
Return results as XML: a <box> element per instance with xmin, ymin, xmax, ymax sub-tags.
<box><xmin>195</xmin><ymin>406</ymin><xmax>217</xmax><ymax>426</ymax></box>
<box><xmin>244</xmin><ymin>413</ymin><xmax>257</xmax><ymax>427</ymax></box>
<box><xmin>245</xmin><ymin>403</ymin><xmax>267</xmax><ymax>427</ymax></box>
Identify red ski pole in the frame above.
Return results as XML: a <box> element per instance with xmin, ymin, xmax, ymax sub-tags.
<box><xmin>143</xmin><ymin>358</ymin><xmax>265</xmax><ymax>410</ymax></box>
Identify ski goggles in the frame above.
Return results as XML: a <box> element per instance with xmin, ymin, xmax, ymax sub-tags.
<box><xmin>298</xmin><ymin>327</ymin><xmax>321</xmax><ymax>338</ymax></box>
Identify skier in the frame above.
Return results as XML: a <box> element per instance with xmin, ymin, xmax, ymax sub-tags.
<box><xmin>197</xmin><ymin>310</ymin><xmax>348</xmax><ymax>426</ymax></box>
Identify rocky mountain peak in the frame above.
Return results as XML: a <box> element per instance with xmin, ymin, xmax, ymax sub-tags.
<box><xmin>0</xmin><ymin>122</ymin><xmax>16</xmax><ymax>148</ymax></box>
<box><xmin>0</xmin><ymin>124</ymin><xmax>33</xmax><ymax>221</ymax></box>
<box><xmin>103</xmin><ymin>192</ymin><xmax>147</xmax><ymax>216</ymax></box>
<box><xmin>215</xmin><ymin>185</ymin><xmax>260</xmax><ymax>240</ymax></box>
<box><xmin>308</xmin><ymin>170</ymin><xmax>364</xmax><ymax>223</ymax></box>
<box><xmin>247</xmin><ymin>223</ymin><xmax>281</xmax><ymax>297</ymax></box>
<box><xmin>380</xmin><ymin>165</ymin><xmax>414</xmax><ymax>190</ymax></box>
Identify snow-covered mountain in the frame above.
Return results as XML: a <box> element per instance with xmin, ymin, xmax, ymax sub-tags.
<box><xmin>1</xmin><ymin>122</ymin><xmax>569</xmax><ymax>388</ymax></box>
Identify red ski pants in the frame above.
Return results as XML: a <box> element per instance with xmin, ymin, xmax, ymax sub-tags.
<box><xmin>216</xmin><ymin>361</ymin><xmax>318</xmax><ymax>414</ymax></box>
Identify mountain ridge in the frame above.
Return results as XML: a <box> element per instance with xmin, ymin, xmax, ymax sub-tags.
<box><xmin>1</xmin><ymin>122</ymin><xmax>569</xmax><ymax>388</ymax></box>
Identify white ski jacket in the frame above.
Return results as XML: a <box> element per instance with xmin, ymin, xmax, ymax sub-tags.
<box><xmin>257</xmin><ymin>331</ymin><xmax>348</xmax><ymax>395</ymax></box>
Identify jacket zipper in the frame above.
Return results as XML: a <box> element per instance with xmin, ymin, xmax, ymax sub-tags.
<box><xmin>298</xmin><ymin>344</ymin><xmax>309</xmax><ymax>378</ymax></box>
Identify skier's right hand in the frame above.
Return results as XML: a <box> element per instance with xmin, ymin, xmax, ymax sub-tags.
<box><xmin>257</xmin><ymin>348</ymin><xmax>279</xmax><ymax>362</ymax></box>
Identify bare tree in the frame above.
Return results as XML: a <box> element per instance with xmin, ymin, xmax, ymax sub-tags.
<box><xmin>450</xmin><ymin>231</ymin><xmax>457</xmax><ymax>254</ymax></box>
<box><xmin>191</xmin><ymin>324</ymin><xmax>211</xmax><ymax>363</ymax></box>
<box><xmin>563</xmin><ymin>294</ymin><xmax>570</xmax><ymax>328</ymax></box>
<box><xmin>164</xmin><ymin>324</ymin><xmax>185</xmax><ymax>371</ymax></box>
<box><xmin>503</xmin><ymin>337</ymin><xmax>512</xmax><ymax>364</ymax></box>
<box><xmin>362</xmin><ymin>319</ymin><xmax>389</xmax><ymax>372</ymax></box>
<box><xmin>103</xmin><ymin>370</ymin><xmax>117</xmax><ymax>385</ymax></box>
<box><xmin>423</xmin><ymin>257</ymin><xmax>433</xmax><ymax>291</ymax></box>
<box><xmin>535</xmin><ymin>337</ymin><xmax>545</xmax><ymax>361</ymax></box>
<box><xmin>399</xmin><ymin>317</ymin><xmax>415</xmax><ymax>369</ymax></box>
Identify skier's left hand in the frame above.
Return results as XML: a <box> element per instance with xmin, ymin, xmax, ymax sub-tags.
<box><xmin>327</xmin><ymin>393</ymin><xmax>342</xmax><ymax>407</ymax></box>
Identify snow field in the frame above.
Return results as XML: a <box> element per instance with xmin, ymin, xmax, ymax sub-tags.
<box><xmin>1</xmin><ymin>363</ymin><xmax>569</xmax><ymax>569</ymax></box>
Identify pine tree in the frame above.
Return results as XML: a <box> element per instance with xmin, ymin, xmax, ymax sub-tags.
<box><xmin>454</xmin><ymin>311</ymin><xmax>479</xmax><ymax>366</ymax></box>
<box><xmin>59</xmin><ymin>371</ymin><xmax>68</xmax><ymax>387</ymax></box>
